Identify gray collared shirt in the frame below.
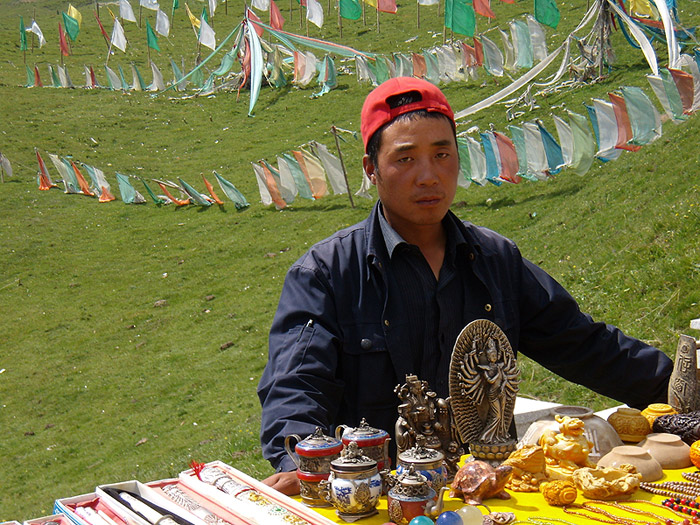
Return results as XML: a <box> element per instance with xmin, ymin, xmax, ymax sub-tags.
<box><xmin>377</xmin><ymin>204</ymin><xmax>469</xmax><ymax>396</ymax></box>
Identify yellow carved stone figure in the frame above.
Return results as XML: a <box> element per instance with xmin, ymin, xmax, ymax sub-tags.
<box><xmin>538</xmin><ymin>415</ymin><xmax>594</xmax><ymax>479</ymax></box>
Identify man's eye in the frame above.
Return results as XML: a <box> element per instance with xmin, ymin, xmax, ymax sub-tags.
<box><xmin>397</xmin><ymin>156</ymin><xmax>413</xmax><ymax>163</ymax></box>
<box><xmin>436</xmin><ymin>152</ymin><xmax>450</xmax><ymax>159</ymax></box>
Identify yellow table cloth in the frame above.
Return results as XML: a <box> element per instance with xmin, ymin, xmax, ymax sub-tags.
<box><xmin>297</xmin><ymin>467</ymin><xmax>700</xmax><ymax>524</ymax></box>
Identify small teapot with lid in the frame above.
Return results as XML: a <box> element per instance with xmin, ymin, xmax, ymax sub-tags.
<box><xmin>318</xmin><ymin>442</ymin><xmax>383</xmax><ymax>522</ymax></box>
<box><xmin>396</xmin><ymin>436</ymin><xmax>447</xmax><ymax>491</ymax></box>
<box><xmin>336</xmin><ymin>418</ymin><xmax>391</xmax><ymax>470</ymax></box>
<box><xmin>383</xmin><ymin>465</ymin><xmax>448</xmax><ymax>524</ymax></box>
<box><xmin>285</xmin><ymin>427</ymin><xmax>343</xmax><ymax>507</ymax></box>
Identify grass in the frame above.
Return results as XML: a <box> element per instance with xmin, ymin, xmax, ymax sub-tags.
<box><xmin>1</xmin><ymin>0</ymin><xmax>700</xmax><ymax>519</ymax></box>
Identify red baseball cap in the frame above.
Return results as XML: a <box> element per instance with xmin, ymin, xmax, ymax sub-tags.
<box><xmin>360</xmin><ymin>77</ymin><xmax>455</xmax><ymax>151</ymax></box>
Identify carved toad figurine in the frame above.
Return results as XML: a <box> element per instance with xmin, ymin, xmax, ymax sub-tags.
<box><xmin>450</xmin><ymin>460</ymin><xmax>512</xmax><ymax>505</ymax></box>
<box><xmin>539</xmin><ymin>415</ymin><xmax>594</xmax><ymax>479</ymax></box>
<box><xmin>501</xmin><ymin>445</ymin><xmax>548</xmax><ymax>492</ymax></box>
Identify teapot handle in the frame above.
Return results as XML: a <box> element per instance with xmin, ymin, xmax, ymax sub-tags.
<box><xmin>334</xmin><ymin>424</ymin><xmax>349</xmax><ymax>440</ymax></box>
<box><xmin>283</xmin><ymin>434</ymin><xmax>302</xmax><ymax>468</ymax></box>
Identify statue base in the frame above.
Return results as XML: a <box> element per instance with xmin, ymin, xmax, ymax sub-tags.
<box><xmin>469</xmin><ymin>440</ymin><xmax>517</xmax><ymax>466</ymax></box>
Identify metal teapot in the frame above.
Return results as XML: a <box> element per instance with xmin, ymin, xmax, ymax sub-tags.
<box><xmin>383</xmin><ymin>465</ymin><xmax>448</xmax><ymax>524</ymax></box>
<box><xmin>318</xmin><ymin>442</ymin><xmax>383</xmax><ymax>522</ymax></box>
<box><xmin>335</xmin><ymin>418</ymin><xmax>391</xmax><ymax>470</ymax></box>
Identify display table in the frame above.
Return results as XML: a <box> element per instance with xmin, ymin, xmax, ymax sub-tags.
<box><xmin>299</xmin><ymin>466</ymin><xmax>699</xmax><ymax>524</ymax></box>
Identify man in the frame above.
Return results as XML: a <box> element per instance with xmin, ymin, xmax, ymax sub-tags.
<box><xmin>257</xmin><ymin>77</ymin><xmax>673</xmax><ymax>494</ymax></box>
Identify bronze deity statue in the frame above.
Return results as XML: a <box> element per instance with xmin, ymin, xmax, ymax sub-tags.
<box><xmin>394</xmin><ymin>375</ymin><xmax>464</xmax><ymax>480</ymax></box>
<box><xmin>449</xmin><ymin>319</ymin><xmax>520</xmax><ymax>464</ymax></box>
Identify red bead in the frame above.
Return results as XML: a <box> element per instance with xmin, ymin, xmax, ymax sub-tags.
<box><xmin>676</xmin><ymin>505</ymin><xmax>682</xmax><ymax>511</ymax></box>
<box><xmin>692</xmin><ymin>510</ymin><xmax>698</xmax><ymax>517</ymax></box>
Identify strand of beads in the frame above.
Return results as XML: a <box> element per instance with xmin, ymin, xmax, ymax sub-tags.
<box><xmin>683</xmin><ymin>472</ymin><xmax>700</xmax><ymax>484</ymax></box>
<box><xmin>641</xmin><ymin>481</ymin><xmax>700</xmax><ymax>500</ymax></box>
<box><xmin>663</xmin><ymin>499</ymin><xmax>700</xmax><ymax>520</ymax></box>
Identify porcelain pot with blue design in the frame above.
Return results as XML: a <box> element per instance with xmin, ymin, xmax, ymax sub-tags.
<box><xmin>319</xmin><ymin>442</ymin><xmax>383</xmax><ymax>522</ymax></box>
<box><xmin>396</xmin><ymin>442</ymin><xmax>447</xmax><ymax>492</ymax></box>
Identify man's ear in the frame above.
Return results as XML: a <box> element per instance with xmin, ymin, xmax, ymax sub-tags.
<box><xmin>362</xmin><ymin>155</ymin><xmax>377</xmax><ymax>185</ymax></box>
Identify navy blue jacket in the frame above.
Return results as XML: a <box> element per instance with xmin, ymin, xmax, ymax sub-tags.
<box><xmin>257</xmin><ymin>203</ymin><xmax>672</xmax><ymax>472</ymax></box>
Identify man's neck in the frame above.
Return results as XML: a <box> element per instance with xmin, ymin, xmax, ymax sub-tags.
<box><xmin>396</xmin><ymin>222</ymin><xmax>447</xmax><ymax>279</ymax></box>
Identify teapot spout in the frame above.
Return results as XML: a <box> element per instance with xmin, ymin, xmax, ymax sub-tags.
<box><xmin>424</xmin><ymin>486</ymin><xmax>448</xmax><ymax>518</ymax></box>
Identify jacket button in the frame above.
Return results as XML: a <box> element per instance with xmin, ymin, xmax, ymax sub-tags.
<box><xmin>384</xmin><ymin>319</ymin><xmax>390</xmax><ymax>327</ymax></box>
<box><xmin>468</xmin><ymin>253</ymin><xmax>475</xmax><ymax>261</ymax></box>
<box><xmin>360</xmin><ymin>338</ymin><xmax>372</xmax><ymax>350</ymax></box>
<box><xmin>484</xmin><ymin>304</ymin><xmax>492</xmax><ymax>312</ymax></box>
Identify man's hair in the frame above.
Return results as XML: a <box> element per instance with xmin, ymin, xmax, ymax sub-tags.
<box><xmin>365</xmin><ymin>109</ymin><xmax>457</xmax><ymax>168</ymax></box>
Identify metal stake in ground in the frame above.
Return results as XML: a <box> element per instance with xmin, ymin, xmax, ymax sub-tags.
<box><xmin>331</xmin><ymin>126</ymin><xmax>355</xmax><ymax>209</ymax></box>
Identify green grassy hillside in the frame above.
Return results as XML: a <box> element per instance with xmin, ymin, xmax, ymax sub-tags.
<box><xmin>1</xmin><ymin>0</ymin><xmax>699</xmax><ymax>519</ymax></box>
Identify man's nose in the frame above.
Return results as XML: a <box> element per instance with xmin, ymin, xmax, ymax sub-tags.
<box><xmin>415</xmin><ymin>158</ymin><xmax>441</xmax><ymax>185</ymax></box>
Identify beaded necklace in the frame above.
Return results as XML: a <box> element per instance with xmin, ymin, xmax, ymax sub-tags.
<box><xmin>641</xmin><ymin>481</ymin><xmax>700</xmax><ymax>501</ymax></box>
<box><xmin>563</xmin><ymin>499</ymin><xmax>695</xmax><ymax>525</ymax></box>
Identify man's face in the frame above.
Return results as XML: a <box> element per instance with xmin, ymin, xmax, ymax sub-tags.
<box><xmin>363</xmin><ymin>115</ymin><xmax>459</xmax><ymax>239</ymax></box>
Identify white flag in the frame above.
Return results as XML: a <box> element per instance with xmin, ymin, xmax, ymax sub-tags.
<box><xmin>0</xmin><ymin>153</ymin><xmax>13</xmax><ymax>177</ymax></box>
<box><xmin>306</xmin><ymin>0</ymin><xmax>324</xmax><ymax>28</ymax></box>
<box><xmin>418</xmin><ymin>0</ymin><xmax>439</xmax><ymax>5</ymax></box>
<box><xmin>209</xmin><ymin>0</ymin><xmax>218</xmax><ymax>15</ymax></box>
<box><xmin>120</xmin><ymin>0</ymin><xmax>137</xmax><ymax>22</ymax></box>
<box><xmin>198</xmin><ymin>17</ymin><xmax>216</xmax><ymax>50</ymax></box>
<box><xmin>155</xmin><ymin>9</ymin><xmax>170</xmax><ymax>36</ymax></box>
<box><xmin>26</xmin><ymin>20</ymin><xmax>46</xmax><ymax>47</ymax></box>
<box><xmin>140</xmin><ymin>0</ymin><xmax>160</xmax><ymax>10</ymax></box>
<box><xmin>252</xmin><ymin>0</ymin><xmax>270</xmax><ymax>10</ymax></box>
<box><xmin>111</xmin><ymin>18</ymin><xmax>127</xmax><ymax>52</ymax></box>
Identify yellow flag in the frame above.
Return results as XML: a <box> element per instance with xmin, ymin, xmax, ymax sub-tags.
<box><xmin>185</xmin><ymin>3</ymin><xmax>201</xmax><ymax>29</ymax></box>
<box><xmin>364</xmin><ymin>0</ymin><xmax>377</xmax><ymax>7</ymax></box>
<box><xmin>629</xmin><ymin>0</ymin><xmax>658</xmax><ymax>19</ymax></box>
<box><xmin>68</xmin><ymin>4</ymin><xmax>83</xmax><ymax>27</ymax></box>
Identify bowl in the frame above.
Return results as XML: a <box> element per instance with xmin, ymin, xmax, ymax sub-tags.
<box><xmin>636</xmin><ymin>433</ymin><xmax>691</xmax><ymax>469</ymax></box>
<box><xmin>597</xmin><ymin>445</ymin><xmax>663</xmax><ymax>481</ymax></box>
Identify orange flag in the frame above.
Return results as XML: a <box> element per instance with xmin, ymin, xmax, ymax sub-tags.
<box><xmin>473</xmin><ymin>0</ymin><xmax>495</xmax><ymax>18</ymax></box>
<box><xmin>36</xmin><ymin>150</ymin><xmax>57</xmax><ymax>190</ymax></box>
<box><xmin>59</xmin><ymin>22</ymin><xmax>70</xmax><ymax>56</ymax></box>
<box><xmin>668</xmin><ymin>68</ymin><xmax>695</xmax><ymax>114</ymax></box>
<box><xmin>99</xmin><ymin>186</ymin><xmax>116</xmax><ymax>202</ymax></box>
<box><xmin>70</xmin><ymin>161</ymin><xmax>95</xmax><ymax>195</ymax></box>
<box><xmin>493</xmin><ymin>132</ymin><xmax>521</xmax><ymax>183</ymax></box>
<box><xmin>412</xmin><ymin>53</ymin><xmax>427</xmax><ymax>78</ymax></box>
<box><xmin>202</xmin><ymin>174</ymin><xmax>224</xmax><ymax>205</ymax></box>
<box><xmin>157</xmin><ymin>182</ymin><xmax>190</xmax><ymax>206</ymax></box>
<box><xmin>608</xmin><ymin>92</ymin><xmax>642</xmax><ymax>152</ymax></box>
<box><xmin>270</xmin><ymin>0</ymin><xmax>285</xmax><ymax>30</ymax></box>
<box><xmin>259</xmin><ymin>162</ymin><xmax>287</xmax><ymax>209</ymax></box>
<box><xmin>33</xmin><ymin>65</ymin><xmax>43</xmax><ymax>87</ymax></box>
<box><xmin>473</xmin><ymin>37</ymin><xmax>484</xmax><ymax>66</ymax></box>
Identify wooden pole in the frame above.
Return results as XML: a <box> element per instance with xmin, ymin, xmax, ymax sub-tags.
<box><xmin>417</xmin><ymin>1</ymin><xmax>420</xmax><ymax>29</ymax></box>
<box><xmin>306</xmin><ymin>9</ymin><xmax>309</xmax><ymax>35</ymax></box>
<box><xmin>338</xmin><ymin>2</ymin><xmax>343</xmax><ymax>38</ymax></box>
<box><xmin>331</xmin><ymin>126</ymin><xmax>355</xmax><ymax>209</ymax></box>
<box><xmin>32</xmin><ymin>8</ymin><xmax>36</xmax><ymax>53</ymax></box>
<box><xmin>362</xmin><ymin>0</ymin><xmax>366</xmax><ymax>25</ymax></box>
<box><xmin>95</xmin><ymin>0</ymin><xmax>100</xmax><ymax>17</ymax></box>
<box><xmin>300</xmin><ymin>3</ymin><xmax>304</xmax><ymax>28</ymax></box>
<box><xmin>139</xmin><ymin>5</ymin><xmax>143</xmax><ymax>27</ymax></box>
<box><xmin>290</xmin><ymin>0</ymin><xmax>293</xmax><ymax>21</ymax></box>
<box><xmin>376</xmin><ymin>5</ymin><xmax>379</xmax><ymax>32</ymax></box>
<box><xmin>105</xmin><ymin>35</ymin><xmax>114</xmax><ymax>66</ymax></box>
<box><xmin>598</xmin><ymin>0</ymin><xmax>606</xmax><ymax>78</ymax></box>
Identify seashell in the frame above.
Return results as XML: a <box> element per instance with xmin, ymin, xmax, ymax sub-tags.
<box><xmin>540</xmin><ymin>480</ymin><xmax>577</xmax><ymax>506</ymax></box>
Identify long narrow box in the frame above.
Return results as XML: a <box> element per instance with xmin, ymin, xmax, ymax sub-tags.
<box><xmin>179</xmin><ymin>460</ymin><xmax>336</xmax><ymax>525</ymax></box>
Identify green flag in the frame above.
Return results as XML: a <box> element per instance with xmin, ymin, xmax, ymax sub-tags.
<box><xmin>61</xmin><ymin>12</ymin><xmax>80</xmax><ymax>41</ymax></box>
<box><xmin>339</xmin><ymin>0</ymin><xmax>362</xmax><ymax>20</ymax></box>
<box><xmin>534</xmin><ymin>0</ymin><xmax>560</xmax><ymax>28</ymax></box>
<box><xmin>20</xmin><ymin>16</ymin><xmax>28</xmax><ymax>51</ymax></box>
<box><xmin>172</xmin><ymin>0</ymin><xmax>179</xmax><ymax>18</ymax></box>
<box><xmin>201</xmin><ymin>6</ymin><xmax>208</xmax><ymax>23</ymax></box>
<box><xmin>146</xmin><ymin>20</ymin><xmax>160</xmax><ymax>51</ymax></box>
<box><xmin>445</xmin><ymin>0</ymin><xmax>475</xmax><ymax>37</ymax></box>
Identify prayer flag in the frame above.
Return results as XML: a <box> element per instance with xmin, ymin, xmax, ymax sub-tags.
<box><xmin>418</xmin><ymin>0</ymin><xmax>439</xmax><ymax>5</ymax></box>
<box><xmin>199</xmin><ymin>17</ymin><xmax>216</xmax><ymax>51</ymax></box>
<box><xmin>156</xmin><ymin>9</ymin><xmax>170</xmax><ymax>36</ymax></box>
<box><xmin>306</xmin><ymin>0</ymin><xmax>324</xmax><ymax>28</ymax></box>
<box><xmin>522</xmin><ymin>122</ymin><xmax>549</xmax><ymax>179</ymax></box>
<box><xmin>527</xmin><ymin>15</ymin><xmax>548</xmax><ymax>61</ymax></box>
<box><xmin>608</xmin><ymin>92</ymin><xmax>642</xmax><ymax>151</ymax></box>
<box><xmin>270</xmin><ymin>0</ymin><xmax>286</xmax><ymax>28</ymax></box>
<box><xmin>567</xmin><ymin>110</ymin><xmax>596</xmax><ymax>175</ymax></box>
<box><xmin>590</xmin><ymin>99</ymin><xmax>623</xmax><ymax>161</ymax></box>
<box><xmin>95</xmin><ymin>12</ymin><xmax>111</xmax><ymax>42</ymax></box>
<box><xmin>340</xmin><ymin>0</ymin><xmax>362</xmax><ymax>20</ymax></box>
<box><xmin>27</xmin><ymin>20</ymin><xmax>46</xmax><ymax>47</ymax></box>
<box><xmin>20</xmin><ymin>16</ymin><xmax>28</xmax><ymax>51</ymax></box>
<box><xmin>365</xmin><ymin>0</ymin><xmax>398</xmax><ymax>14</ymax></box>
<box><xmin>444</xmin><ymin>0</ymin><xmax>475</xmax><ymax>37</ymax></box>
<box><xmin>510</xmin><ymin>19</ymin><xmax>533</xmax><ymax>69</ymax></box>
<box><xmin>534</xmin><ymin>0</ymin><xmax>559</xmax><ymax>28</ymax></box>
<box><xmin>213</xmin><ymin>171</ymin><xmax>250</xmax><ymax>209</ymax></box>
<box><xmin>68</xmin><ymin>4</ymin><xmax>83</xmax><ymax>27</ymax></box>
<box><xmin>621</xmin><ymin>86</ymin><xmax>662</xmax><ymax>145</ymax></box>
<box><xmin>536</xmin><ymin>121</ymin><xmax>564</xmax><ymax>173</ymax></box>
<box><xmin>493</xmin><ymin>132</ymin><xmax>520</xmax><ymax>183</ymax></box>
<box><xmin>252</xmin><ymin>0</ymin><xmax>270</xmax><ymax>10</ymax></box>
<box><xmin>209</xmin><ymin>0</ymin><xmax>217</xmax><ymax>16</ymax></box>
<box><xmin>112</xmin><ymin>18</ymin><xmax>127</xmax><ymax>52</ymax></box>
<box><xmin>173</xmin><ymin>0</ymin><xmax>180</xmax><ymax>10</ymax></box>
<box><xmin>473</xmin><ymin>0</ymin><xmax>495</xmax><ymax>18</ymax></box>
<box><xmin>149</xmin><ymin>61</ymin><xmax>165</xmax><ymax>91</ymax></box>
<box><xmin>186</xmin><ymin>3</ymin><xmax>201</xmax><ymax>29</ymax></box>
<box><xmin>146</xmin><ymin>20</ymin><xmax>160</xmax><ymax>51</ymax></box>
<box><xmin>311</xmin><ymin>141</ymin><xmax>346</xmax><ymax>194</ymax></box>
<box><xmin>481</xmin><ymin>35</ymin><xmax>504</xmax><ymax>76</ymax></box>
<box><xmin>59</xmin><ymin>22</ymin><xmax>70</xmax><ymax>56</ymax></box>
<box><xmin>552</xmin><ymin>114</ymin><xmax>573</xmax><ymax>167</ymax></box>
<box><xmin>62</xmin><ymin>12</ymin><xmax>80</xmax><ymax>41</ymax></box>
<box><xmin>140</xmin><ymin>0</ymin><xmax>160</xmax><ymax>10</ymax></box>
<box><xmin>120</xmin><ymin>0</ymin><xmax>138</xmax><ymax>22</ymax></box>
<box><xmin>246</xmin><ymin>7</ymin><xmax>264</xmax><ymax>36</ymax></box>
